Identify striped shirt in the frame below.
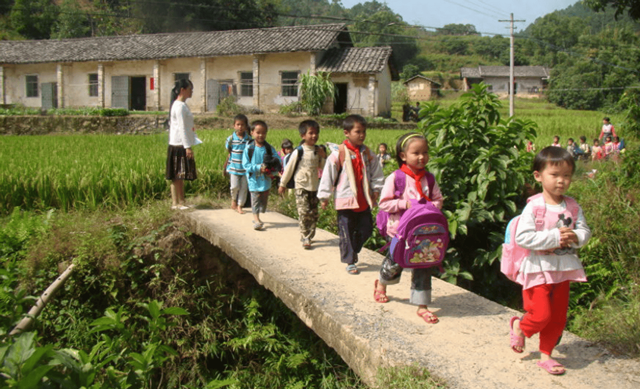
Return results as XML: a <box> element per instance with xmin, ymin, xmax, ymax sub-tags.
<box><xmin>225</xmin><ymin>132</ymin><xmax>252</xmax><ymax>175</ymax></box>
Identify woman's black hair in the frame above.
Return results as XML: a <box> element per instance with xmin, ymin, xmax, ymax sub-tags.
<box><xmin>395</xmin><ymin>132</ymin><xmax>427</xmax><ymax>167</ymax></box>
<box><xmin>170</xmin><ymin>79</ymin><xmax>194</xmax><ymax>109</ymax></box>
<box><xmin>233</xmin><ymin>114</ymin><xmax>249</xmax><ymax>129</ymax></box>
<box><xmin>533</xmin><ymin>146</ymin><xmax>575</xmax><ymax>174</ymax></box>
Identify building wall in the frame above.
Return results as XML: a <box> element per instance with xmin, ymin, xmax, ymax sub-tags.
<box><xmin>406</xmin><ymin>78</ymin><xmax>435</xmax><ymax>101</ymax></box>
<box><xmin>376</xmin><ymin>64</ymin><xmax>392</xmax><ymax>116</ymax></box>
<box><xmin>482</xmin><ymin>76</ymin><xmax>545</xmax><ymax>95</ymax></box>
<box><xmin>65</xmin><ymin>62</ymin><xmax>101</xmax><ymax>107</ymax></box>
<box><xmin>4</xmin><ymin>63</ymin><xmax>57</xmax><ymax>107</ymax></box>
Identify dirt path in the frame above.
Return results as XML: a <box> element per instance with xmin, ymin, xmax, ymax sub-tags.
<box><xmin>180</xmin><ymin>208</ymin><xmax>640</xmax><ymax>388</ymax></box>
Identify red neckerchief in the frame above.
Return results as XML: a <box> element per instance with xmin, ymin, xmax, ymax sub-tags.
<box><xmin>400</xmin><ymin>164</ymin><xmax>431</xmax><ymax>201</ymax></box>
<box><xmin>343</xmin><ymin>140</ymin><xmax>368</xmax><ymax>211</ymax></box>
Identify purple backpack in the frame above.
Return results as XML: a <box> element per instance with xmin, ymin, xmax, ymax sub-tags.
<box><xmin>376</xmin><ymin>170</ymin><xmax>449</xmax><ymax>270</ymax></box>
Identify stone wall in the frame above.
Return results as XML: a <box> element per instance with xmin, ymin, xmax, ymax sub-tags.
<box><xmin>0</xmin><ymin>115</ymin><xmax>417</xmax><ymax>135</ymax></box>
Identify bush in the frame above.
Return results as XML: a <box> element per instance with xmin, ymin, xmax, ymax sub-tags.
<box><xmin>99</xmin><ymin>108</ymin><xmax>129</xmax><ymax>117</ymax></box>
<box><xmin>420</xmin><ymin>83</ymin><xmax>537</xmax><ymax>289</ymax></box>
<box><xmin>278</xmin><ymin>101</ymin><xmax>303</xmax><ymax>116</ymax></box>
<box><xmin>216</xmin><ymin>96</ymin><xmax>244</xmax><ymax>117</ymax></box>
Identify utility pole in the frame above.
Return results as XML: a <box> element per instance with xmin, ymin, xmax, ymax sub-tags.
<box><xmin>499</xmin><ymin>13</ymin><xmax>525</xmax><ymax>117</ymax></box>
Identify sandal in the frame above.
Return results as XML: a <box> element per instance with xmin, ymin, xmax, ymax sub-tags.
<box><xmin>373</xmin><ymin>280</ymin><xmax>388</xmax><ymax>303</ymax></box>
<box><xmin>417</xmin><ymin>309</ymin><xmax>439</xmax><ymax>324</ymax></box>
<box><xmin>346</xmin><ymin>264</ymin><xmax>359</xmax><ymax>275</ymax></box>
<box><xmin>537</xmin><ymin>359</ymin><xmax>566</xmax><ymax>375</ymax></box>
<box><xmin>509</xmin><ymin>316</ymin><xmax>525</xmax><ymax>353</ymax></box>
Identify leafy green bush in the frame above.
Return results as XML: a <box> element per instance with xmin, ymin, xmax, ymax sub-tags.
<box><xmin>215</xmin><ymin>96</ymin><xmax>244</xmax><ymax>117</ymax></box>
<box><xmin>47</xmin><ymin>107</ymin><xmax>102</xmax><ymax>116</ymax></box>
<box><xmin>299</xmin><ymin>71</ymin><xmax>334</xmax><ymax>116</ymax></box>
<box><xmin>278</xmin><ymin>101</ymin><xmax>303</xmax><ymax>116</ymax></box>
<box><xmin>0</xmin><ymin>105</ymin><xmax>41</xmax><ymax>115</ymax></box>
<box><xmin>99</xmin><ymin>108</ymin><xmax>129</xmax><ymax>117</ymax></box>
<box><xmin>419</xmin><ymin>83</ymin><xmax>537</xmax><ymax>288</ymax></box>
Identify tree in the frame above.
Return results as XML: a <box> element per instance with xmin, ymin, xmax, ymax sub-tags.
<box><xmin>9</xmin><ymin>0</ymin><xmax>58</xmax><ymax>39</ymax></box>
<box><xmin>436</xmin><ymin>23</ymin><xmax>479</xmax><ymax>36</ymax></box>
<box><xmin>51</xmin><ymin>0</ymin><xmax>90</xmax><ymax>39</ymax></box>
<box><xmin>400</xmin><ymin>64</ymin><xmax>419</xmax><ymax>80</ymax></box>
<box><xmin>584</xmin><ymin>0</ymin><xmax>640</xmax><ymax>20</ymax></box>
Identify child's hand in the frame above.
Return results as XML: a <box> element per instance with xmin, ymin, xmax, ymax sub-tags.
<box><xmin>372</xmin><ymin>192</ymin><xmax>379</xmax><ymax>206</ymax></box>
<box><xmin>260</xmin><ymin>165</ymin><xmax>267</xmax><ymax>173</ymax></box>
<box><xmin>278</xmin><ymin>186</ymin><xmax>286</xmax><ymax>196</ymax></box>
<box><xmin>559</xmin><ymin>227</ymin><xmax>578</xmax><ymax>247</ymax></box>
<box><xmin>321</xmin><ymin>200</ymin><xmax>329</xmax><ymax>210</ymax></box>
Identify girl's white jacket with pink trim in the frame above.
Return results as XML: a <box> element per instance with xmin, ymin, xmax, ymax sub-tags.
<box><xmin>317</xmin><ymin>145</ymin><xmax>384</xmax><ymax>210</ymax></box>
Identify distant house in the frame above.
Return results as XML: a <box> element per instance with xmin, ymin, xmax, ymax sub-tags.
<box><xmin>460</xmin><ymin>66</ymin><xmax>550</xmax><ymax>95</ymax></box>
<box><xmin>403</xmin><ymin>75</ymin><xmax>440</xmax><ymax>101</ymax></box>
<box><xmin>0</xmin><ymin>24</ymin><xmax>398</xmax><ymax>116</ymax></box>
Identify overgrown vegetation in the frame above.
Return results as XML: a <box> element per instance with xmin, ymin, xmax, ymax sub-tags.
<box><xmin>0</xmin><ymin>205</ymin><xmax>364</xmax><ymax>388</ymax></box>
<box><xmin>299</xmin><ymin>71</ymin><xmax>334</xmax><ymax>116</ymax></box>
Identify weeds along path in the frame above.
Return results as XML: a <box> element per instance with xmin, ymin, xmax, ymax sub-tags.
<box><xmin>179</xmin><ymin>208</ymin><xmax>640</xmax><ymax>388</ymax></box>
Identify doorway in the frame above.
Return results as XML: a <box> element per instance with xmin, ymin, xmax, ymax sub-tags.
<box><xmin>130</xmin><ymin>76</ymin><xmax>146</xmax><ymax>111</ymax></box>
<box><xmin>333</xmin><ymin>83</ymin><xmax>348</xmax><ymax>114</ymax></box>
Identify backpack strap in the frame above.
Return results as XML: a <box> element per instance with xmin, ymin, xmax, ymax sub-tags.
<box><xmin>425</xmin><ymin>172</ymin><xmax>435</xmax><ymax>198</ymax></box>
<box><xmin>526</xmin><ymin>193</ymin><xmax>546</xmax><ymax>231</ymax></box>
<box><xmin>226</xmin><ymin>135</ymin><xmax>233</xmax><ymax>154</ymax></box>
<box><xmin>563</xmin><ymin>196</ymin><xmax>580</xmax><ymax>222</ymax></box>
<box><xmin>393</xmin><ymin>170</ymin><xmax>406</xmax><ymax>198</ymax></box>
<box><xmin>334</xmin><ymin>144</ymin><xmax>375</xmax><ymax>187</ymax></box>
<box><xmin>247</xmin><ymin>140</ymin><xmax>255</xmax><ymax>162</ymax></box>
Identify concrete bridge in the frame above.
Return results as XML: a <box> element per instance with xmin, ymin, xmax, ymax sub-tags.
<box><xmin>180</xmin><ymin>209</ymin><xmax>640</xmax><ymax>388</ymax></box>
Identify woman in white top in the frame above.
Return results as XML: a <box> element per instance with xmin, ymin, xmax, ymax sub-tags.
<box><xmin>165</xmin><ymin>79</ymin><xmax>196</xmax><ymax>210</ymax></box>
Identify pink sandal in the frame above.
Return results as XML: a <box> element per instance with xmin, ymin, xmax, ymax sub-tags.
<box><xmin>417</xmin><ymin>310</ymin><xmax>439</xmax><ymax>324</ymax></box>
<box><xmin>537</xmin><ymin>359</ymin><xmax>566</xmax><ymax>375</ymax></box>
<box><xmin>509</xmin><ymin>316</ymin><xmax>525</xmax><ymax>353</ymax></box>
<box><xmin>373</xmin><ymin>280</ymin><xmax>388</xmax><ymax>303</ymax></box>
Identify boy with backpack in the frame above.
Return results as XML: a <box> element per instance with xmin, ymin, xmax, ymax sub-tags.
<box><xmin>242</xmin><ymin>120</ymin><xmax>281</xmax><ymax>230</ymax></box>
<box><xmin>318</xmin><ymin>115</ymin><xmax>384</xmax><ymax>274</ymax></box>
<box><xmin>278</xmin><ymin>120</ymin><xmax>327</xmax><ymax>249</ymax></box>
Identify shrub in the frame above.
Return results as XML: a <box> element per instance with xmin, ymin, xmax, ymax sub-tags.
<box><xmin>216</xmin><ymin>96</ymin><xmax>244</xmax><ymax>117</ymax></box>
<box><xmin>99</xmin><ymin>108</ymin><xmax>129</xmax><ymax>117</ymax></box>
<box><xmin>278</xmin><ymin>101</ymin><xmax>303</xmax><ymax>116</ymax></box>
<box><xmin>299</xmin><ymin>71</ymin><xmax>334</xmax><ymax>116</ymax></box>
<box><xmin>420</xmin><ymin>83</ymin><xmax>537</xmax><ymax>289</ymax></box>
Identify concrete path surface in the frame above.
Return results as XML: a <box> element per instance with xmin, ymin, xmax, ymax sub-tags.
<box><xmin>179</xmin><ymin>208</ymin><xmax>640</xmax><ymax>388</ymax></box>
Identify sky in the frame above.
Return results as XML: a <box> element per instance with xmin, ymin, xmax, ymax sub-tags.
<box><xmin>340</xmin><ymin>0</ymin><xmax>580</xmax><ymax>35</ymax></box>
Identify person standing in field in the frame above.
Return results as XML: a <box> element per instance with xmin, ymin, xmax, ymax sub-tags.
<box><xmin>599</xmin><ymin>117</ymin><xmax>616</xmax><ymax>141</ymax></box>
<box><xmin>166</xmin><ymin>79</ymin><xmax>196</xmax><ymax>210</ymax></box>
<box><xmin>318</xmin><ymin>115</ymin><xmax>384</xmax><ymax>274</ymax></box>
<box><xmin>225</xmin><ymin>114</ymin><xmax>252</xmax><ymax>214</ymax></box>
<box><xmin>278</xmin><ymin>120</ymin><xmax>326</xmax><ymax>249</ymax></box>
<box><xmin>509</xmin><ymin>147</ymin><xmax>591</xmax><ymax>375</ymax></box>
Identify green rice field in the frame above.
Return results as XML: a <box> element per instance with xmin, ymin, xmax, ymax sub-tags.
<box><xmin>0</xmin><ymin>128</ymin><xmax>406</xmax><ymax>214</ymax></box>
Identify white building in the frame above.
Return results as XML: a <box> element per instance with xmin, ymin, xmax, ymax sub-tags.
<box><xmin>460</xmin><ymin>66</ymin><xmax>550</xmax><ymax>96</ymax></box>
<box><xmin>0</xmin><ymin>24</ymin><xmax>397</xmax><ymax>116</ymax></box>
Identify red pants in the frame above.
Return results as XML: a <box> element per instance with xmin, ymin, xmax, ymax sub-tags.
<box><xmin>520</xmin><ymin>281</ymin><xmax>570</xmax><ymax>356</ymax></box>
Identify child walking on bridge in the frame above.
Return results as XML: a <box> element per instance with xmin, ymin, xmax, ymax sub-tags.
<box><xmin>278</xmin><ymin>120</ymin><xmax>327</xmax><ymax>249</ymax></box>
<box><xmin>509</xmin><ymin>147</ymin><xmax>591</xmax><ymax>375</ymax></box>
<box><xmin>373</xmin><ymin>133</ymin><xmax>444</xmax><ymax>324</ymax></box>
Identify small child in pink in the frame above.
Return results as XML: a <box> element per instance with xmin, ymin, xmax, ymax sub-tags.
<box><xmin>509</xmin><ymin>146</ymin><xmax>591</xmax><ymax>375</ymax></box>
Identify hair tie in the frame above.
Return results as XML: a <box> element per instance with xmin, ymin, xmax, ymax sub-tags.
<box><xmin>401</xmin><ymin>133</ymin><xmax>422</xmax><ymax>149</ymax></box>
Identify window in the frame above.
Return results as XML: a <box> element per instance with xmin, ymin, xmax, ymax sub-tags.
<box><xmin>281</xmin><ymin>71</ymin><xmax>299</xmax><ymax>97</ymax></box>
<box><xmin>88</xmin><ymin>73</ymin><xmax>98</xmax><ymax>97</ymax></box>
<box><xmin>26</xmin><ymin>75</ymin><xmax>38</xmax><ymax>98</ymax></box>
<box><xmin>175</xmin><ymin>73</ymin><xmax>190</xmax><ymax>82</ymax></box>
<box><xmin>240</xmin><ymin>72</ymin><xmax>253</xmax><ymax>97</ymax></box>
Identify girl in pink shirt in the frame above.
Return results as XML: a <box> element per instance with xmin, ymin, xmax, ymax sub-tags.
<box><xmin>373</xmin><ymin>133</ymin><xmax>444</xmax><ymax>324</ymax></box>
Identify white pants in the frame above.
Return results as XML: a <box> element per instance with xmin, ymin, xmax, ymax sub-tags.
<box><xmin>229</xmin><ymin>174</ymin><xmax>248</xmax><ymax>206</ymax></box>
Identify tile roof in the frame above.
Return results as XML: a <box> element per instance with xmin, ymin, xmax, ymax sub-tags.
<box><xmin>316</xmin><ymin>46</ymin><xmax>397</xmax><ymax>79</ymax></box>
<box><xmin>460</xmin><ymin>66</ymin><xmax>550</xmax><ymax>78</ymax></box>
<box><xmin>0</xmin><ymin>24</ymin><xmax>351</xmax><ymax>64</ymax></box>
<box><xmin>403</xmin><ymin>74</ymin><xmax>441</xmax><ymax>86</ymax></box>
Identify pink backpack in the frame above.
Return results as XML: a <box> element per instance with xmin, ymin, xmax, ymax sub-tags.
<box><xmin>389</xmin><ymin>199</ymin><xmax>449</xmax><ymax>271</ymax></box>
<box><xmin>500</xmin><ymin>194</ymin><xmax>579</xmax><ymax>282</ymax></box>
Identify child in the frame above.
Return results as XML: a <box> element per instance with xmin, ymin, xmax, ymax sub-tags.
<box><xmin>603</xmin><ymin>135</ymin><xmax>615</xmax><ymax>157</ymax></box>
<box><xmin>526</xmin><ymin>140</ymin><xmax>535</xmax><ymax>153</ymax></box>
<box><xmin>578</xmin><ymin>136</ymin><xmax>591</xmax><ymax>161</ymax></box>
<box><xmin>599</xmin><ymin>117</ymin><xmax>616</xmax><ymax>141</ymax></box>
<box><xmin>592</xmin><ymin>139</ymin><xmax>603</xmax><ymax>161</ymax></box>
<box><xmin>242</xmin><ymin>120</ymin><xmax>278</xmax><ymax>230</ymax></box>
<box><xmin>550</xmin><ymin>136</ymin><xmax>561</xmax><ymax>147</ymax></box>
<box><xmin>509</xmin><ymin>146</ymin><xmax>591</xmax><ymax>375</ymax></box>
<box><xmin>373</xmin><ymin>133</ymin><xmax>444</xmax><ymax>324</ymax></box>
<box><xmin>318</xmin><ymin>114</ymin><xmax>384</xmax><ymax>274</ymax></box>
<box><xmin>225</xmin><ymin>114</ymin><xmax>252</xmax><ymax>214</ymax></box>
<box><xmin>278</xmin><ymin>120</ymin><xmax>327</xmax><ymax>249</ymax></box>
<box><xmin>280</xmin><ymin>138</ymin><xmax>294</xmax><ymax>168</ymax></box>
<box><xmin>377</xmin><ymin>143</ymin><xmax>392</xmax><ymax>167</ymax></box>
<box><xmin>565</xmin><ymin>138</ymin><xmax>579</xmax><ymax>159</ymax></box>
